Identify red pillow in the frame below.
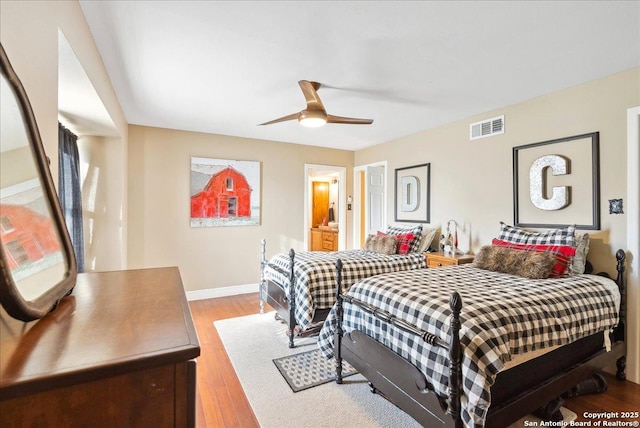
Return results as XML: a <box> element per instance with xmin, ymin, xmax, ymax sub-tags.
<box><xmin>378</xmin><ymin>231</ymin><xmax>415</xmax><ymax>255</ymax></box>
<box><xmin>491</xmin><ymin>239</ymin><xmax>576</xmax><ymax>278</ymax></box>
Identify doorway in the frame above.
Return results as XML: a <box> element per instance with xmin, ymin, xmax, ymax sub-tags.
<box><xmin>304</xmin><ymin>164</ymin><xmax>347</xmax><ymax>251</ymax></box>
<box><xmin>353</xmin><ymin>161</ymin><xmax>387</xmax><ymax>248</ymax></box>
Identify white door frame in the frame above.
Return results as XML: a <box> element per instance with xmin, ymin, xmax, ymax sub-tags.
<box><xmin>353</xmin><ymin>161</ymin><xmax>388</xmax><ymax>249</ymax></box>
<box><xmin>304</xmin><ymin>164</ymin><xmax>347</xmax><ymax>250</ymax></box>
<box><xmin>626</xmin><ymin>105</ymin><xmax>639</xmax><ymax>384</ymax></box>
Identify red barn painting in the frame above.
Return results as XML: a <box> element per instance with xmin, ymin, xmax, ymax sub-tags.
<box><xmin>0</xmin><ymin>204</ymin><xmax>61</xmax><ymax>271</ymax></box>
<box><xmin>190</xmin><ymin>158</ymin><xmax>261</xmax><ymax>227</ymax></box>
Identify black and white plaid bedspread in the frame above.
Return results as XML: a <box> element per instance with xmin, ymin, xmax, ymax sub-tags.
<box><xmin>263</xmin><ymin>250</ymin><xmax>426</xmax><ymax>331</ymax></box>
<box><xmin>317</xmin><ymin>265</ymin><xmax>620</xmax><ymax>428</ymax></box>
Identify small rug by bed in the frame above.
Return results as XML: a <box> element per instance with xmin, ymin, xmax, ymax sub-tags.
<box><xmin>273</xmin><ymin>348</ymin><xmax>357</xmax><ymax>392</ymax></box>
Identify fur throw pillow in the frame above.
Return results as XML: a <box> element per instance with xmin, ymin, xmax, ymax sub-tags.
<box><xmin>364</xmin><ymin>234</ymin><xmax>397</xmax><ymax>255</ymax></box>
<box><xmin>473</xmin><ymin>245</ymin><xmax>556</xmax><ymax>279</ymax></box>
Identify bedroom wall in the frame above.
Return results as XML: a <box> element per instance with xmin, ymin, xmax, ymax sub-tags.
<box><xmin>356</xmin><ymin>67</ymin><xmax>638</xmax><ymax>275</ymax></box>
<box><xmin>127</xmin><ymin>125</ymin><xmax>354</xmax><ymax>294</ymax></box>
<box><xmin>0</xmin><ymin>0</ymin><xmax>128</xmax><ymax>270</ymax></box>
<box><xmin>78</xmin><ymin>136</ymin><xmax>126</xmax><ymax>271</ymax></box>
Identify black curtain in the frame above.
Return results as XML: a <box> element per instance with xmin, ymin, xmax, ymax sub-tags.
<box><xmin>58</xmin><ymin>123</ymin><xmax>84</xmax><ymax>272</ymax></box>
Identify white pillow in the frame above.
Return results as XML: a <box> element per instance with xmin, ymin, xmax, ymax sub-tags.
<box><xmin>569</xmin><ymin>233</ymin><xmax>590</xmax><ymax>274</ymax></box>
<box><xmin>416</xmin><ymin>228</ymin><xmax>438</xmax><ymax>253</ymax></box>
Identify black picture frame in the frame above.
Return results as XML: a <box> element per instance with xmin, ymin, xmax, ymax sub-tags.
<box><xmin>394</xmin><ymin>163</ymin><xmax>430</xmax><ymax>223</ymax></box>
<box><xmin>513</xmin><ymin>132</ymin><xmax>600</xmax><ymax>230</ymax></box>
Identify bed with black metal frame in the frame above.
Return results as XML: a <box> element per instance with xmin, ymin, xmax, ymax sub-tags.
<box><xmin>325</xmin><ymin>250</ymin><xmax>626</xmax><ymax>428</ymax></box>
<box><xmin>259</xmin><ymin>239</ymin><xmax>427</xmax><ymax>348</ymax></box>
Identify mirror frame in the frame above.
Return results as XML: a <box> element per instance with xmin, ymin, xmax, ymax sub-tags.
<box><xmin>0</xmin><ymin>42</ymin><xmax>77</xmax><ymax>321</ymax></box>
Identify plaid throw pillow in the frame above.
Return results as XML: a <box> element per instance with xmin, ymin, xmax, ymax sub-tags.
<box><xmin>497</xmin><ymin>222</ymin><xmax>576</xmax><ymax>247</ymax></box>
<box><xmin>394</xmin><ymin>233</ymin><xmax>415</xmax><ymax>255</ymax></box>
<box><xmin>492</xmin><ymin>239</ymin><xmax>577</xmax><ymax>278</ymax></box>
<box><xmin>378</xmin><ymin>231</ymin><xmax>415</xmax><ymax>255</ymax></box>
<box><xmin>386</xmin><ymin>224</ymin><xmax>423</xmax><ymax>253</ymax></box>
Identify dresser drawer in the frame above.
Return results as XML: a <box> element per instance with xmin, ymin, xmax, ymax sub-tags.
<box><xmin>426</xmin><ymin>252</ymin><xmax>474</xmax><ymax>268</ymax></box>
<box><xmin>322</xmin><ymin>240</ymin><xmax>335</xmax><ymax>251</ymax></box>
<box><xmin>322</xmin><ymin>231</ymin><xmax>336</xmax><ymax>242</ymax></box>
<box><xmin>321</xmin><ymin>231</ymin><xmax>337</xmax><ymax>251</ymax></box>
<box><xmin>427</xmin><ymin>257</ymin><xmax>458</xmax><ymax>268</ymax></box>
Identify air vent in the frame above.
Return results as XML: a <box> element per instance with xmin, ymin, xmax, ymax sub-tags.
<box><xmin>470</xmin><ymin>115</ymin><xmax>504</xmax><ymax>140</ymax></box>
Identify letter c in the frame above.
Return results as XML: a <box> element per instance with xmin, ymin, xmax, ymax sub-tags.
<box><xmin>529</xmin><ymin>155</ymin><xmax>570</xmax><ymax>210</ymax></box>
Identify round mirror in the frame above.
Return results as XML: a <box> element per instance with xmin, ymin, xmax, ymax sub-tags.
<box><xmin>0</xmin><ymin>43</ymin><xmax>77</xmax><ymax>321</ymax></box>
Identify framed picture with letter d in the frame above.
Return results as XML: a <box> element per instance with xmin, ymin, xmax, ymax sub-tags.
<box><xmin>394</xmin><ymin>163</ymin><xmax>430</xmax><ymax>223</ymax></box>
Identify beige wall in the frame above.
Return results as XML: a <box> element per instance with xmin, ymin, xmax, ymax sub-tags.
<box><xmin>127</xmin><ymin>125</ymin><xmax>354</xmax><ymax>292</ymax></box>
<box><xmin>78</xmin><ymin>136</ymin><xmax>126</xmax><ymax>271</ymax></box>
<box><xmin>356</xmin><ymin>67</ymin><xmax>639</xmax><ymax>276</ymax></box>
<box><xmin>0</xmin><ymin>147</ymin><xmax>36</xmax><ymax>187</ymax></box>
<box><xmin>1</xmin><ymin>0</ymin><xmax>128</xmax><ymax>271</ymax></box>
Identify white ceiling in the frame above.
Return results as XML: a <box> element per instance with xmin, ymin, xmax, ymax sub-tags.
<box><xmin>78</xmin><ymin>1</ymin><xmax>640</xmax><ymax>151</ymax></box>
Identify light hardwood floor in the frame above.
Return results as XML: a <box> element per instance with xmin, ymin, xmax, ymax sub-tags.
<box><xmin>189</xmin><ymin>293</ymin><xmax>639</xmax><ymax>427</ymax></box>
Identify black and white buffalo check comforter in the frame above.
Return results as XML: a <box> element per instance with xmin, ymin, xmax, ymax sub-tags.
<box><xmin>317</xmin><ymin>265</ymin><xmax>621</xmax><ymax>428</ymax></box>
<box><xmin>263</xmin><ymin>250</ymin><xmax>426</xmax><ymax>331</ymax></box>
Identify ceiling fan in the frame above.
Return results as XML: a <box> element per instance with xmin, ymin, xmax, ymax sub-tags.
<box><xmin>259</xmin><ymin>80</ymin><xmax>373</xmax><ymax>128</ymax></box>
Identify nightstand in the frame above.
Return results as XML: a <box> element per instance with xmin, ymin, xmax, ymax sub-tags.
<box><xmin>426</xmin><ymin>251</ymin><xmax>474</xmax><ymax>268</ymax></box>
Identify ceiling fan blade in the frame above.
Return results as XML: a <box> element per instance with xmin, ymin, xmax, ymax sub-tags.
<box><xmin>298</xmin><ymin>80</ymin><xmax>326</xmax><ymax>111</ymax></box>
<box><xmin>258</xmin><ymin>112</ymin><xmax>300</xmax><ymax>126</ymax></box>
<box><xmin>261</xmin><ymin>81</ymin><xmax>372</xmax><ymax>126</ymax></box>
<box><xmin>326</xmin><ymin>114</ymin><xmax>373</xmax><ymax>125</ymax></box>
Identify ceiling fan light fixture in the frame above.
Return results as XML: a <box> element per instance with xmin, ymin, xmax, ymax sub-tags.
<box><xmin>260</xmin><ymin>81</ymin><xmax>372</xmax><ymax>127</ymax></box>
<box><xmin>298</xmin><ymin>110</ymin><xmax>327</xmax><ymax>128</ymax></box>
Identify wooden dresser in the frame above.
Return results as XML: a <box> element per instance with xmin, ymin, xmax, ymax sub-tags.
<box><xmin>310</xmin><ymin>228</ymin><xmax>338</xmax><ymax>251</ymax></box>
<box><xmin>0</xmin><ymin>267</ymin><xmax>200</xmax><ymax>428</ymax></box>
<box><xmin>426</xmin><ymin>251</ymin><xmax>475</xmax><ymax>268</ymax></box>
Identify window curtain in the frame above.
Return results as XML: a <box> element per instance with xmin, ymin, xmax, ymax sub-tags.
<box><xmin>58</xmin><ymin>123</ymin><xmax>84</xmax><ymax>272</ymax></box>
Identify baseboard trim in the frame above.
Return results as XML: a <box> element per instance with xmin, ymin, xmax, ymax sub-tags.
<box><xmin>186</xmin><ymin>283</ymin><xmax>259</xmax><ymax>301</ymax></box>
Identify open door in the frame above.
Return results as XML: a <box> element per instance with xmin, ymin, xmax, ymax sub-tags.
<box><xmin>354</xmin><ymin>162</ymin><xmax>387</xmax><ymax>248</ymax></box>
<box><xmin>366</xmin><ymin>166</ymin><xmax>385</xmax><ymax>235</ymax></box>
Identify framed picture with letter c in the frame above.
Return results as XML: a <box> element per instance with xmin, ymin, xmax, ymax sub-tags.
<box><xmin>512</xmin><ymin>132</ymin><xmax>600</xmax><ymax>229</ymax></box>
<box><xmin>394</xmin><ymin>163</ymin><xmax>430</xmax><ymax>223</ymax></box>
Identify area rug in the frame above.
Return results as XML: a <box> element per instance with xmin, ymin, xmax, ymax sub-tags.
<box><xmin>273</xmin><ymin>348</ymin><xmax>357</xmax><ymax>392</ymax></box>
<box><xmin>214</xmin><ymin>311</ymin><xmax>576</xmax><ymax>428</ymax></box>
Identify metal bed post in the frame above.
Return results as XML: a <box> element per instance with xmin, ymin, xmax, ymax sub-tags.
<box><xmin>259</xmin><ymin>238</ymin><xmax>266</xmax><ymax>314</ymax></box>
<box><xmin>335</xmin><ymin>259</ymin><xmax>344</xmax><ymax>384</ymax></box>
<box><xmin>288</xmin><ymin>248</ymin><xmax>296</xmax><ymax>348</ymax></box>
<box><xmin>446</xmin><ymin>291</ymin><xmax>463</xmax><ymax>428</ymax></box>
<box><xmin>614</xmin><ymin>249</ymin><xmax>626</xmax><ymax>380</ymax></box>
